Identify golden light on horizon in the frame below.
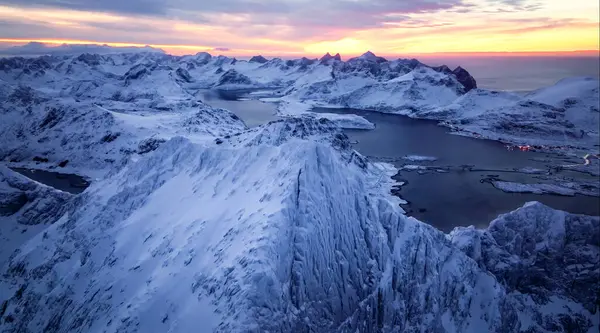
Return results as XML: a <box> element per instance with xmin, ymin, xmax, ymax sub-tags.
<box><xmin>0</xmin><ymin>0</ymin><xmax>598</xmax><ymax>58</ymax></box>
<box><xmin>304</xmin><ymin>38</ymin><xmax>373</xmax><ymax>56</ymax></box>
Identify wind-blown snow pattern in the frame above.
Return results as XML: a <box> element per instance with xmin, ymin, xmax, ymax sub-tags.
<box><xmin>0</xmin><ymin>50</ymin><xmax>597</xmax><ymax>332</ymax></box>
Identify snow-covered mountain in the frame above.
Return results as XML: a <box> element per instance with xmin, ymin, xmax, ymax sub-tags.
<box><xmin>0</xmin><ymin>118</ymin><xmax>597</xmax><ymax>332</ymax></box>
<box><xmin>0</xmin><ymin>74</ymin><xmax>246</xmax><ymax>177</ymax></box>
<box><xmin>427</xmin><ymin>77</ymin><xmax>600</xmax><ymax>150</ymax></box>
<box><xmin>0</xmin><ymin>50</ymin><xmax>598</xmax><ymax>332</ymax></box>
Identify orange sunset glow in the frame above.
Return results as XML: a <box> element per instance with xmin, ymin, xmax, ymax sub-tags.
<box><xmin>0</xmin><ymin>0</ymin><xmax>598</xmax><ymax>57</ymax></box>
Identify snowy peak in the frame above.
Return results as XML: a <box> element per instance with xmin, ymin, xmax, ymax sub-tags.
<box><xmin>192</xmin><ymin>52</ymin><xmax>212</xmax><ymax>64</ymax></box>
<box><xmin>249</xmin><ymin>55</ymin><xmax>268</xmax><ymax>64</ymax></box>
<box><xmin>352</xmin><ymin>51</ymin><xmax>388</xmax><ymax>63</ymax></box>
<box><xmin>319</xmin><ymin>52</ymin><xmax>342</xmax><ymax>63</ymax></box>
<box><xmin>216</xmin><ymin>69</ymin><xmax>253</xmax><ymax>87</ymax></box>
<box><xmin>452</xmin><ymin>66</ymin><xmax>477</xmax><ymax>92</ymax></box>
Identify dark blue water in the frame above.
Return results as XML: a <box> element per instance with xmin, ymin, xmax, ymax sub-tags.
<box><xmin>198</xmin><ymin>89</ymin><xmax>280</xmax><ymax>127</ymax></box>
<box><xmin>420</xmin><ymin>56</ymin><xmax>600</xmax><ymax>92</ymax></box>
<box><xmin>311</xmin><ymin>107</ymin><xmax>600</xmax><ymax>231</ymax></box>
<box><xmin>10</xmin><ymin>168</ymin><xmax>89</xmax><ymax>194</ymax></box>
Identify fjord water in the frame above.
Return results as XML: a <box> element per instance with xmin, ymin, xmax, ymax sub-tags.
<box><xmin>311</xmin><ymin>107</ymin><xmax>600</xmax><ymax>231</ymax></box>
<box><xmin>198</xmin><ymin>89</ymin><xmax>279</xmax><ymax>127</ymax></box>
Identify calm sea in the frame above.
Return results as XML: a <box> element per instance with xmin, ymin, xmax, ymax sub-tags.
<box><xmin>421</xmin><ymin>56</ymin><xmax>600</xmax><ymax>92</ymax></box>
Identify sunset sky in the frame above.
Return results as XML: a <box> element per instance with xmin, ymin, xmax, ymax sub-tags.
<box><xmin>0</xmin><ymin>0</ymin><xmax>598</xmax><ymax>57</ymax></box>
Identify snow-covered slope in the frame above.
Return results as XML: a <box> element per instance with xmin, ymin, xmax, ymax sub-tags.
<box><xmin>428</xmin><ymin>78</ymin><xmax>600</xmax><ymax>151</ymax></box>
<box><xmin>0</xmin><ymin>82</ymin><xmax>246</xmax><ymax>177</ymax></box>
<box><xmin>450</xmin><ymin>202</ymin><xmax>599</xmax><ymax>331</ymax></box>
<box><xmin>528</xmin><ymin>77</ymin><xmax>599</xmax><ymax>136</ymax></box>
<box><xmin>0</xmin><ymin>118</ymin><xmax>597</xmax><ymax>332</ymax></box>
<box><xmin>0</xmin><ymin>166</ymin><xmax>72</xmax><ymax>267</ymax></box>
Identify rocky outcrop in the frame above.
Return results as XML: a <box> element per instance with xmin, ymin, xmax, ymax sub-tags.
<box><xmin>452</xmin><ymin>66</ymin><xmax>477</xmax><ymax>92</ymax></box>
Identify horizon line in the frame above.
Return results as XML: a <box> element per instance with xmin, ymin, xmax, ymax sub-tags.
<box><xmin>0</xmin><ymin>38</ymin><xmax>598</xmax><ymax>58</ymax></box>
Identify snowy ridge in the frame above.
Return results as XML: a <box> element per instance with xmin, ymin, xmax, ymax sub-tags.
<box><xmin>449</xmin><ymin>202</ymin><xmax>600</xmax><ymax>331</ymax></box>
<box><xmin>290</xmin><ymin>66</ymin><xmax>467</xmax><ymax>114</ymax></box>
<box><xmin>0</xmin><ymin>118</ymin><xmax>597</xmax><ymax>332</ymax></box>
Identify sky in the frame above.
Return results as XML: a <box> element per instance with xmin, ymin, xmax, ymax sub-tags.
<box><xmin>0</xmin><ymin>0</ymin><xmax>598</xmax><ymax>57</ymax></box>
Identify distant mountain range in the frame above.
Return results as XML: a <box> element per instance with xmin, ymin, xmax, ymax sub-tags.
<box><xmin>0</xmin><ymin>42</ymin><xmax>165</xmax><ymax>56</ymax></box>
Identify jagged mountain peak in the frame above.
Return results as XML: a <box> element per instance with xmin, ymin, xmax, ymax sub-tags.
<box><xmin>249</xmin><ymin>55</ymin><xmax>269</xmax><ymax>64</ymax></box>
<box><xmin>359</xmin><ymin>51</ymin><xmax>387</xmax><ymax>62</ymax></box>
<box><xmin>319</xmin><ymin>52</ymin><xmax>342</xmax><ymax>63</ymax></box>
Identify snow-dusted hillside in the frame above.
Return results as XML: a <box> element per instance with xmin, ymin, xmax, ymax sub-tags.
<box><xmin>0</xmin><ymin>71</ymin><xmax>246</xmax><ymax>177</ymax></box>
<box><xmin>428</xmin><ymin>77</ymin><xmax>600</xmax><ymax>151</ymax></box>
<box><xmin>0</xmin><ymin>119</ymin><xmax>597</xmax><ymax>332</ymax></box>
<box><xmin>289</xmin><ymin>66</ymin><xmax>466</xmax><ymax>113</ymax></box>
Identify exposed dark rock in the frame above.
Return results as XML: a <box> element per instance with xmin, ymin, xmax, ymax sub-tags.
<box><xmin>74</xmin><ymin>53</ymin><xmax>102</xmax><ymax>66</ymax></box>
<box><xmin>0</xmin><ymin>190</ymin><xmax>28</xmax><ymax>216</ymax></box>
<box><xmin>452</xmin><ymin>66</ymin><xmax>477</xmax><ymax>92</ymax></box>
<box><xmin>320</xmin><ymin>52</ymin><xmax>342</xmax><ymax>63</ymax></box>
<box><xmin>101</xmin><ymin>132</ymin><xmax>120</xmax><ymax>143</ymax></box>
<box><xmin>175</xmin><ymin>67</ymin><xmax>193</xmax><ymax>83</ymax></box>
<box><xmin>137</xmin><ymin>138</ymin><xmax>166</xmax><ymax>154</ymax></box>
<box><xmin>216</xmin><ymin>69</ymin><xmax>253</xmax><ymax>86</ymax></box>
<box><xmin>249</xmin><ymin>55</ymin><xmax>268</xmax><ymax>64</ymax></box>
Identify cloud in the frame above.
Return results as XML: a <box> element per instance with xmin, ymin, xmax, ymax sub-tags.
<box><xmin>0</xmin><ymin>0</ymin><xmax>166</xmax><ymax>15</ymax></box>
<box><xmin>0</xmin><ymin>0</ymin><xmax>596</xmax><ymax>56</ymax></box>
<box><xmin>0</xmin><ymin>0</ymin><xmax>470</xmax><ymax>29</ymax></box>
<box><xmin>0</xmin><ymin>41</ymin><xmax>165</xmax><ymax>55</ymax></box>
